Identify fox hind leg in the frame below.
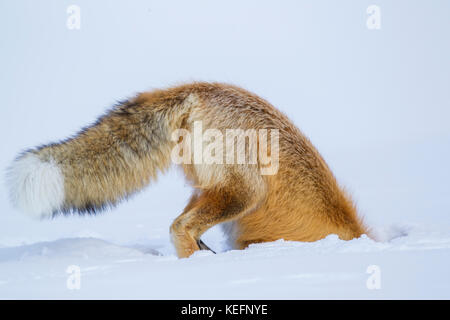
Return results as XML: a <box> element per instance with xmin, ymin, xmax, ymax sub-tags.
<box><xmin>172</xmin><ymin>192</ymin><xmax>217</xmax><ymax>254</ymax></box>
<box><xmin>170</xmin><ymin>186</ymin><xmax>262</xmax><ymax>258</ymax></box>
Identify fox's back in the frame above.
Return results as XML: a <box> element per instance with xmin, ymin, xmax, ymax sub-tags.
<box><xmin>182</xmin><ymin>83</ymin><xmax>367</xmax><ymax>247</ymax></box>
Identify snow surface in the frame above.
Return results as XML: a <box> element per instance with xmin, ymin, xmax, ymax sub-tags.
<box><xmin>0</xmin><ymin>0</ymin><xmax>449</xmax><ymax>299</ymax></box>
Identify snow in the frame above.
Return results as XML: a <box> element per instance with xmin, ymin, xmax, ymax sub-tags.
<box><xmin>0</xmin><ymin>0</ymin><xmax>449</xmax><ymax>299</ymax></box>
<box><xmin>1</xmin><ymin>227</ymin><xmax>449</xmax><ymax>299</ymax></box>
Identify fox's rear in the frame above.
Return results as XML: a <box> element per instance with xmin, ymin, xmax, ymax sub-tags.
<box><xmin>8</xmin><ymin>82</ymin><xmax>368</xmax><ymax>257</ymax></box>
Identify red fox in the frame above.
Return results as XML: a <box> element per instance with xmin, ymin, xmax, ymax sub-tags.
<box><xmin>8</xmin><ymin>82</ymin><xmax>368</xmax><ymax>258</ymax></box>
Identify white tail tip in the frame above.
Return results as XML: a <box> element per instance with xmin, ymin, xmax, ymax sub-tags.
<box><xmin>7</xmin><ymin>153</ymin><xmax>65</xmax><ymax>219</ymax></box>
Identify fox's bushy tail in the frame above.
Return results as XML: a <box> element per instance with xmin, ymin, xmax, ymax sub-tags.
<box><xmin>7</xmin><ymin>86</ymin><xmax>197</xmax><ymax>219</ymax></box>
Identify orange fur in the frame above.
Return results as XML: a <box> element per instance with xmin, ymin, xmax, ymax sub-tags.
<box><xmin>11</xmin><ymin>82</ymin><xmax>369</xmax><ymax>258</ymax></box>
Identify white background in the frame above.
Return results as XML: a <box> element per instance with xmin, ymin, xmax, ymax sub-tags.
<box><xmin>0</xmin><ymin>0</ymin><xmax>449</xmax><ymax>299</ymax></box>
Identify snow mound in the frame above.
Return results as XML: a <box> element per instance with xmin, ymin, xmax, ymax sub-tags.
<box><xmin>0</xmin><ymin>237</ymin><xmax>156</xmax><ymax>263</ymax></box>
